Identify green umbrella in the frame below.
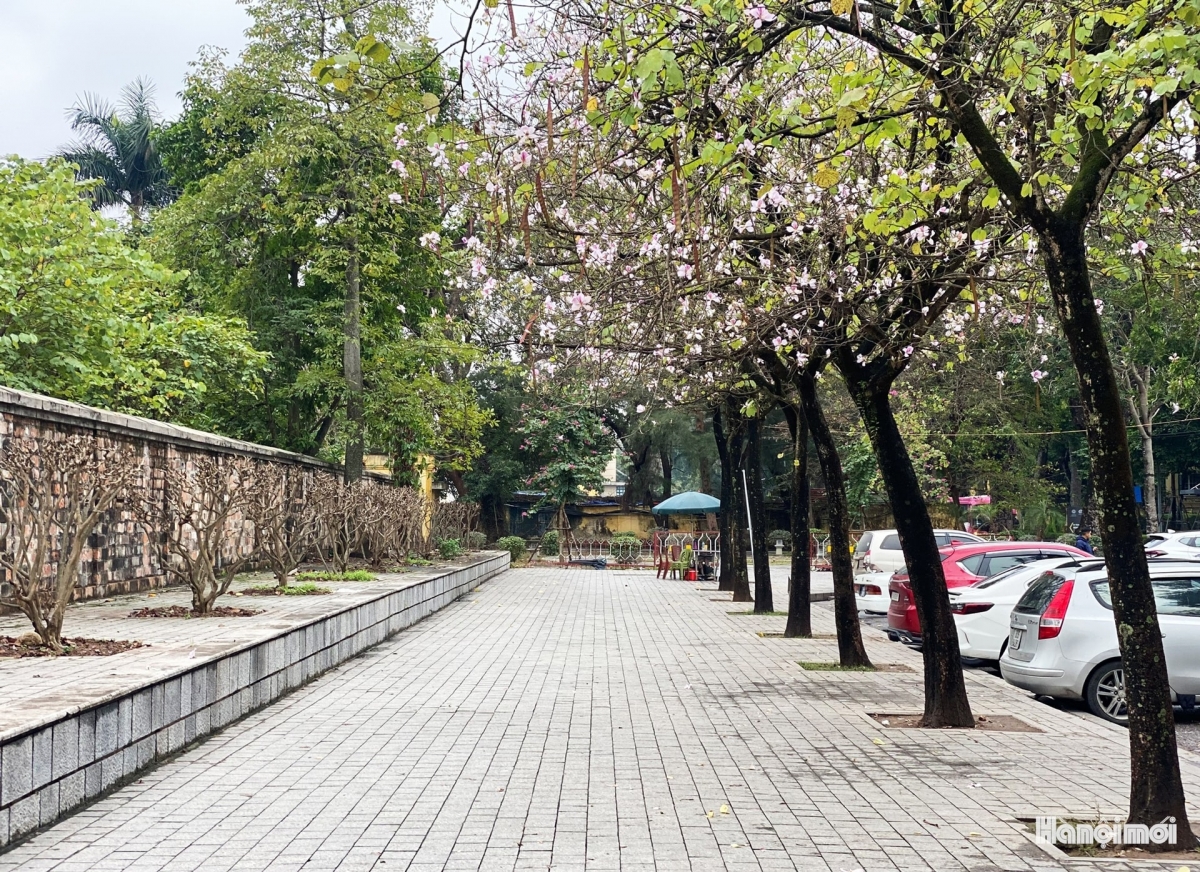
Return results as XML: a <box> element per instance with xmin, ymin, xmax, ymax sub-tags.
<box><xmin>651</xmin><ymin>491</ymin><xmax>721</xmax><ymax>515</ymax></box>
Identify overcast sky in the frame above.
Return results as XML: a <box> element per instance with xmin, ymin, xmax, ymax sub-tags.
<box><xmin>0</xmin><ymin>0</ymin><xmax>466</xmax><ymax>160</ymax></box>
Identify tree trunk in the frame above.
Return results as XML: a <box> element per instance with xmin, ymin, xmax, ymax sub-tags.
<box><xmin>343</xmin><ymin>246</ymin><xmax>365</xmax><ymax>485</ymax></box>
<box><xmin>844</xmin><ymin>364</ymin><xmax>973</xmax><ymax>727</ymax></box>
<box><xmin>1129</xmin><ymin>367</ymin><xmax>1159</xmax><ymax>534</ymax></box>
<box><xmin>746</xmin><ymin>417</ymin><xmax>773</xmax><ymax>613</ymax></box>
<box><xmin>798</xmin><ymin>373</ymin><xmax>871</xmax><ymax>667</ymax></box>
<box><xmin>714</xmin><ymin>403</ymin><xmax>752</xmax><ymax>601</ymax></box>
<box><xmin>782</xmin><ymin>401</ymin><xmax>811</xmax><ymax>637</ymax></box>
<box><xmin>660</xmin><ymin>448</ymin><xmax>674</xmax><ymax>501</ymax></box>
<box><xmin>1042</xmin><ymin>226</ymin><xmax>1192</xmax><ymax>845</ymax></box>
<box><xmin>713</xmin><ymin>406</ymin><xmax>735</xmax><ymax>592</ymax></box>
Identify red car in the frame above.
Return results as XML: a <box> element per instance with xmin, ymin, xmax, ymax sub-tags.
<box><xmin>887</xmin><ymin>541</ymin><xmax>1090</xmax><ymax>645</ymax></box>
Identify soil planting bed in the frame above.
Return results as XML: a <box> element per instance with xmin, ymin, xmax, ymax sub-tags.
<box><xmin>0</xmin><ymin>637</ymin><xmax>144</xmax><ymax>658</ymax></box>
<box><xmin>799</xmin><ymin>661</ymin><xmax>916</xmax><ymax>673</ymax></box>
<box><xmin>870</xmin><ymin>712</ymin><xmax>1041</xmax><ymax>732</ymax></box>
<box><xmin>757</xmin><ymin>632</ymin><xmax>839</xmax><ymax>639</ymax></box>
<box><xmin>128</xmin><ymin>606</ymin><xmax>263</xmax><ymax>619</ymax></box>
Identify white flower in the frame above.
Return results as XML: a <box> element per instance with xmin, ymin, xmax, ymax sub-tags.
<box><xmin>419</xmin><ymin>231</ymin><xmax>441</xmax><ymax>250</ymax></box>
<box><xmin>636</xmin><ymin>404</ymin><xmax>646</xmax><ymax>414</ymax></box>
<box><xmin>1131</xmin><ymin>240</ymin><xmax>1149</xmax><ymax>256</ymax></box>
<box><xmin>387</xmin><ymin>192</ymin><xmax>404</xmax><ymax>204</ymax></box>
<box><xmin>996</xmin><ymin>370</ymin><xmax>1006</xmax><ymax>382</ymax></box>
<box><xmin>677</xmin><ymin>263</ymin><xmax>695</xmax><ymax>279</ymax></box>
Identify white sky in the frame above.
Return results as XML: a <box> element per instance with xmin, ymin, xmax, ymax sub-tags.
<box><xmin>0</xmin><ymin>0</ymin><xmax>467</xmax><ymax>160</ymax></box>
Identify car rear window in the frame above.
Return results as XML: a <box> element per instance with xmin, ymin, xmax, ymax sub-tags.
<box><xmin>981</xmin><ymin>553</ymin><xmax>1039</xmax><ymax>576</ymax></box>
<box><xmin>1091</xmin><ymin>577</ymin><xmax>1200</xmax><ymax>616</ymax></box>
<box><xmin>1015</xmin><ymin>572</ymin><xmax>1068</xmax><ymax>614</ymax></box>
<box><xmin>1153</xmin><ymin>578</ymin><xmax>1200</xmax><ymax>616</ymax></box>
<box><xmin>956</xmin><ymin>554</ymin><xmax>985</xmax><ymax>575</ymax></box>
<box><xmin>879</xmin><ymin>534</ymin><xmax>901</xmax><ymax>550</ymax></box>
<box><xmin>857</xmin><ymin>532</ymin><xmax>872</xmax><ymax>551</ymax></box>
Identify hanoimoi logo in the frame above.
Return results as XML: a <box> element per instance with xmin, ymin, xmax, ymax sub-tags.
<box><xmin>1035</xmin><ymin>816</ymin><xmax>1178</xmax><ymax>848</ymax></box>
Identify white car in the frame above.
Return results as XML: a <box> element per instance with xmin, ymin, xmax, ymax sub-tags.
<box><xmin>1000</xmin><ymin>559</ymin><xmax>1200</xmax><ymax>723</ymax></box>
<box><xmin>853</xmin><ymin>528</ymin><xmax>984</xmax><ymax>573</ymax></box>
<box><xmin>854</xmin><ymin>570</ymin><xmax>894</xmax><ymax>614</ymax></box>
<box><xmin>949</xmin><ymin>556</ymin><xmax>1086</xmax><ymax>661</ymax></box>
<box><xmin>1145</xmin><ymin>531</ymin><xmax>1200</xmax><ymax>559</ymax></box>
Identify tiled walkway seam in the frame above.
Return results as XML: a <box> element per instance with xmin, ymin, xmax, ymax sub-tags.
<box><xmin>0</xmin><ymin>552</ymin><xmax>510</xmax><ymax>849</ymax></box>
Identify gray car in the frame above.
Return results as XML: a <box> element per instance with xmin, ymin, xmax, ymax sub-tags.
<box><xmin>1000</xmin><ymin>558</ymin><xmax>1200</xmax><ymax>723</ymax></box>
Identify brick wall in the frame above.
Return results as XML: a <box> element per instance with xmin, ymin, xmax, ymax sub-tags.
<box><xmin>0</xmin><ymin>388</ymin><xmax>349</xmax><ymax>608</ymax></box>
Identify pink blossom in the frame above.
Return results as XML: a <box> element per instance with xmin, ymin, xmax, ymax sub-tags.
<box><xmin>1030</xmin><ymin>369</ymin><xmax>1046</xmax><ymax>383</ymax></box>
<box><xmin>746</xmin><ymin>4</ymin><xmax>777</xmax><ymax>28</ymax></box>
<box><xmin>1131</xmin><ymin>240</ymin><xmax>1149</xmax><ymax>256</ymax></box>
<box><xmin>902</xmin><ymin>345</ymin><xmax>914</xmax><ymax>357</ymax></box>
<box><xmin>677</xmin><ymin>263</ymin><xmax>695</xmax><ymax>279</ymax></box>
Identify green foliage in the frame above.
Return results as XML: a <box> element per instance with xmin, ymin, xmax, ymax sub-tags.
<box><xmin>0</xmin><ymin>158</ymin><xmax>266</xmax><ymax>420</ymax></box>
<box><xmin>519</xmin><ymin>404</ymin><xmax>615</xmax><ymax>511</ymax></box>
<box><xmin>496</xmin><ymin>536</ymin><xmax>527</xmax><ymax>561</ymax></box>
<box><xmin>539</xmin><ymin>529</ymin><xmax>561</xmax><ymax>556</ymax></box>
<box><xmin>405</xmin><ymin>554</ymin><xmax>434</xmax><ymax>566</ymax></box>
<box><xmin>437</xmin><ymin>537</ymin><xmax>463</xmax><ymax>559</ymax></box>
<box><xmin>1020</xmin><ymin>500</ymin><xmax>1067</xmax><ymax>541</ymax></box>
<box><xmin>768</xmin><ymin>530</ymin><xmax>791</xmax><ymax>545</ymax></box>
<box><xmin>295</xmin><ymin>569</ymin><xmax>375</xmax><ymax>581</ymax></box>
<box><xmin>148</xmin><ymin>0</ymin><xmax>490</xmax><ymax>469</ymax></box>
<box><xmin>466</xmin><ymin>531</ymin><xmax>488</xmax><ymax>550</ymax></box>
<box><xmin>57</xmin><ymin>77</ymin><xmax>174</xmax><ymax>222</ymax></box>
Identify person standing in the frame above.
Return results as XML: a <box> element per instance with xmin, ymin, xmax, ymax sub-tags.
<box><xmin>1075</xmin><ymin>527</ymin><xmax>1095</xmax><ymax>555</ymax></box>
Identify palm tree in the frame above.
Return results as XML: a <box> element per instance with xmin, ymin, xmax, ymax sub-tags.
<box><xmin>57</xmin><ymin>78</ymin><xmax>173</xmax><ymax>225</ymax></box>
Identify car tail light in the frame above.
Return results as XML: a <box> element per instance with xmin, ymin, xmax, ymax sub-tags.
<box><xmin>950</xmin><ymin>601</ymin><xmax>993</xmax><ymax>615</ymax></box>
<box><xmin>863</xmin><ymin>585</ymin><xmax>881</xmax><ymax>596</ymax></box>
<box><xmin>1038</xmin><ymin>580</ymin><xmax>1075</xmax><ymax>639</ymax></box>
<box><xmin>1146</xmin><ymin>549</ymin><xmax>1166</xmax><ymax>557</ymax></box>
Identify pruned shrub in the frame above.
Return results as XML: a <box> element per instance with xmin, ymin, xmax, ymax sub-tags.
<box><xmin>0</xmin><ymin>435</ymin><xmax>140</xmax><ymax>652</ymax></box>
<box><xmin>496</xmin><ymin>536</ymin><xmax>526</xmax><ymax>561</ymax></box>
<box><xmin>437</xmin><ymin>537</ymin><xmax>463</xmax><ymax>559</ymax></box>
<box><xmin>540</xmin><ymin>529</ymin><xmax>561</xmax><ymax>556</ymax></box>
<box><xmin>466</xmin><ymin>530</ymin><xmax>488</xmax><ymax>550</ymax></box>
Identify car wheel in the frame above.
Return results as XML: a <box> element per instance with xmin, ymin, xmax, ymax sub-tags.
<box><xmin>1085</xmin><ymin>661</ymin><xmax>1129</xmax><ymax>725</ymax></box>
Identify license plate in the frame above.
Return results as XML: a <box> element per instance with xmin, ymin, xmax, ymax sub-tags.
<box><xmin>890</xmin><ymin>591</ymin><xmax>900</xmax><ymax>602</ymax></box>
<box><xmin>1009</xmin><ymin>628</ymin><xmax>1024</xmax><ymax>649</ymax></box>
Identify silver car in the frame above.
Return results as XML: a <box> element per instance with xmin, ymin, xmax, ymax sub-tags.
<box><xmin>1000</xmin><ymin>559</ymin><xmax>1200</xmax><ymax>723</ymax></box>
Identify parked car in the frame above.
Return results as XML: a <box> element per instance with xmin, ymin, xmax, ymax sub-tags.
<box><xmin>855</xmin><ymin>570</ymin><xmax>895</xmax><ymax>614</ymax></box>
<box><xmin>887</xmin><ymin>541</ymin><xmax>1091</xmax><ymax>644</ymax></box>
<box><xmin>949</xmin><ymin>556</ymin><xmax>1087</xmax><ymax>661</ymax></box>
<box><xmin>1144</xmin><ymin>531</ymin><xmax>1200</xmax><ymax>559</ymax></box>
<box><xmin>854</xmin><ymin>529</ymin><xmax>984</xmax><ymax>573</ymax></box>
<box><xmin>1000</xmin><ymin>559</ymin><xmax>1200</xmax><ymax>723</ymax></box>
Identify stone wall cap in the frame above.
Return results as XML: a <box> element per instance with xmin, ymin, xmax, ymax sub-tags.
<box><xmin>0</xmin><ymin>386</ymin><xmax>337</xmax><ymax>470</ymax></box>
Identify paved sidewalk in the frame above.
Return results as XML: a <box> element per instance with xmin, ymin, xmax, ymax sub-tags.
<box><xmin>1</xmin><ymin>568</ymin><xmax>1197</xmax><ymax>871</ymax></box>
